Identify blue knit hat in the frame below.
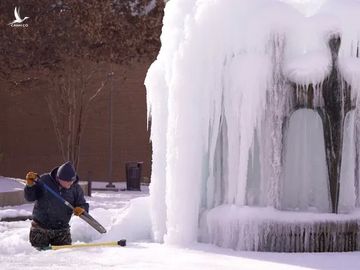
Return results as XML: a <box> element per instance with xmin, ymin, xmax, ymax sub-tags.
<box><xmin>56</xmin><ymin>161</ymin><xmax>77</xmax><ymax>182</ymax></box>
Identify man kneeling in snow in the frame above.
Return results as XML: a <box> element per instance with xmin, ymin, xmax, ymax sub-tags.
<box><xmin>24</xmin><ymin>161</ymin><xmax>89</xmax><ymax>249</ymax></box>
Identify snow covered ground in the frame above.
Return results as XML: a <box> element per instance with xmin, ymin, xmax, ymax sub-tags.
<box><xmin>1</xmin><ymin>176</ymin><xmax>360</xmax><ymax>269</ymax></box>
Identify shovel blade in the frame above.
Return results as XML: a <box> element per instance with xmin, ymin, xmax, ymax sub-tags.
<box><xmin>79</xmin><ymin>212</ymin><xmax>107</xmax><ymax>234</ymax></box>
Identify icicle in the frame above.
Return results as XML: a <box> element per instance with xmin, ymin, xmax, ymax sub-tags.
<box><xmin>147</xmin><ymin>0</ymin><xmax>360</xmax><ymax>251</ymax></box>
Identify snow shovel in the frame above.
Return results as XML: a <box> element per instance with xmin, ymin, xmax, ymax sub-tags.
<box><xmin>42</xmin><ymin>239</ymin><xmax>126</xmax><ymax>251</ymax></box>
<box><xmin>34</xmin><ymin>176</ymin><xmax>107</xmax><ymax>234</ymax></box>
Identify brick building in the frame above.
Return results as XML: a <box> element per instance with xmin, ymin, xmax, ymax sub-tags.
<box><xmin>0</xmin><ymin>60</ymin><xmax>152</xmax><ymax>182</ymax></box>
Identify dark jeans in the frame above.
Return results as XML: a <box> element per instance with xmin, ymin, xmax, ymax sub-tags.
<box><xmin>29</xmin><ymin>221</ymin><xmax>71</xmax><ymax>248</ymax></box>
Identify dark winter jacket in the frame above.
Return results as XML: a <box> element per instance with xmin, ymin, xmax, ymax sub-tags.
<box><xmin>24</xmin><ymin>166</ymin><xmax>89</xmax><ymax>230</ymax></box>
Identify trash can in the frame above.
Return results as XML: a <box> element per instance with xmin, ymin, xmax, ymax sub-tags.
<box><xmin>125</xmin><ymin>162</ymin><xmax>143</xmax><ymax>191</ymax></box>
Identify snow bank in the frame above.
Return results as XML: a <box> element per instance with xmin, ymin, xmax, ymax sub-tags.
<box><xmin>0</xmin><ymin>176</ymin><xmax>25</xmax><ymax>192</ymax></box>
<box><xmin>99</xmin><ymin>197</ymin><xmax>151</xmax><ymax>242</ymax></box>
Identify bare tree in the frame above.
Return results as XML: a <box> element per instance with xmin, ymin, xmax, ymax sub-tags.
<box><xmin>46</xmin><ymin>61</ymin><xmax>111</xmax><ymax>168</ymax></box>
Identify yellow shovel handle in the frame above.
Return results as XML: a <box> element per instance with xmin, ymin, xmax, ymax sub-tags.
<box><xmin>50</xmin><ymin>240</ymin><xmax>126</xmax><ymax>250</ymax></box>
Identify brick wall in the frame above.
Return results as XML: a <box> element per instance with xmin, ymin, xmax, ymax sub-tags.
<box><xmin>0</xmin><ymin>61</ymin><xmax>152</xmax><ymax>182</ymax></box>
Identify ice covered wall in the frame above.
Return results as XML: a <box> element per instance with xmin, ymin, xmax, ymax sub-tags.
<box><xmin>145</xmin><ymin>0</ymin><xmax>360</xmax><ymax>247</ymax></box>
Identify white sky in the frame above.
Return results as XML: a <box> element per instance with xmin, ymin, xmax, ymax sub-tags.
<box><xmin>279</xmin><ymin>0</ymin><xmax>328</xmax><ymax>16</ymax></box>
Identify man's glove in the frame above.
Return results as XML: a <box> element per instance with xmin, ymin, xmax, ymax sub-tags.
<box><xmin>25</xmin><ymin>171</ymin><xmax>38</xmax><ymax>186</ymax></box>
<box><xmin>73</xmin><ymin>207</ymin><xmax>85</xmax><ymax>216</ymax></box>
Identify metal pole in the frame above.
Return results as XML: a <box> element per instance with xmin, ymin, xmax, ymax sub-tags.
<box><xmin>44</xmin><ymin>239</ymin><xmax>126</xmax><ymax>250</ymax></box>
<box><xmin>106</xmin><ymin>62</ymin><xmax>115</xmax><ymax>189</ymax></box>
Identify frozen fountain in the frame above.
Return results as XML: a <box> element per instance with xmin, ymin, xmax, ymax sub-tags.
<box><xmin>145</xmin><ymin>0</ymin><xmax>360</xmax><ymax>252</ymax></box>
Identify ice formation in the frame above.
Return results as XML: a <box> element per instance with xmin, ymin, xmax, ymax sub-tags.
<box><xmin>145</xmin><ymin>0</ymin><xmax>360</xmax><ymax>251</ymax></box>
